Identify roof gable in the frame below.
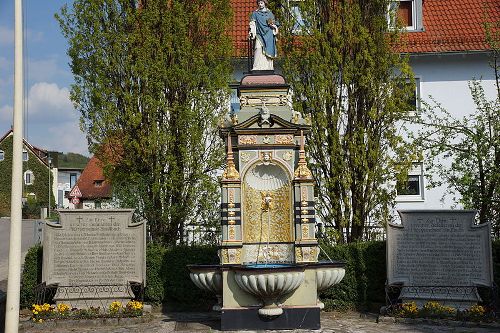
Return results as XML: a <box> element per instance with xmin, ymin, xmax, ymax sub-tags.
<box><xmin>0</xmin><ymin>129</ymin><xmax>50</xmax><ymax>166</ymax></box>
<box><xmin>73</xmin><ymin>156</ymin><xmax>112</xmax><ymax>200</ymax></box>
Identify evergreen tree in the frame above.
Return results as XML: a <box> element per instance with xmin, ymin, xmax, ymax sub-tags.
<box><xmin>277</xmin><ymin>0</ymin><xmax>416</xmax><ymax>243</ymax></box>
<box><xmin>57</xmin><ymin>0</ymin><xmax>232</xmax><ymax>244</ymax></box>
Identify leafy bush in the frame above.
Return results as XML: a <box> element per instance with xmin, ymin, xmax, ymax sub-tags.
<box><xmin>22</xmin><ymin>197</ymin><xmax>42</xmax><ymax>219</ymax></box>
<box><xmin>145</xmin><ymin>243</ymin><xmax>219</xmax><ymax>308</ymax></box>
<box><xmin>20</xmin><ymin>240</ymin><xmax>500</xmax><ymax>311</ymax></box>
<box><xmin>20</xmin><ymin>244</ymin><xmax>42</xmax><ymax>308</ymax></box>
<box><xmin>155</xmin><ymin>245</ymin><xmax>219</xmax><ymax>309</ymax></box>
<box><xmin>492</xmin><ymin>239</ymin><xmax>500</xmax><ymax>289</ymax></box>
<box><xmin>318</xmin><ymin>241</ymin><xmax>386</xmax><ymax>310</ymax></box>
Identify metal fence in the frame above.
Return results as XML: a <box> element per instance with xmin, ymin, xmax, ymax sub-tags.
<box><xmin>385</xmin><ymin>284</ymin><xmax>499</xmax><ymax>314</ymax></box>
<box><xmin>35</xmin><ymin>282</ymin><xmax>144</xmax><ymax>310</ymax></box>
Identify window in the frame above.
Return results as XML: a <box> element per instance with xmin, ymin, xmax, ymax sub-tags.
<box><xmin>396</xmin><ymin>162</ymin><xmax>425</xmax><ymax>201</ymax></box>
<box><xmin>0</xmin><ymin>150</ymin><xmax>4</xmax><ymax>161</ymax></box>
<box><xmin>289</xmin><ymin>1</ymin><xmax>306</xmax><ymax>34</ymax></box>
<box><xmin>70</xmin><ymin>173</ymin><xmax>78</xmax><ymax>189</ymax></box>
<box><xmin>95</xmin><ymin>201</ymin><xmax>102</xmax><ymax>209</ymax></box>
<box><xmin>398</xmin><ymin>0</ymin><xmax>414</xmax><ymax>28</ymax></box>
<box><xmin>24</xmin><ymin>170</ymin><xmax>34</xmax><ymax>185</ymax></box>
<box><xmin>22</xmin><ymin>150</ymin><xmax>28</xmax><ymax>161</ymax></box>
<box><xmin>388</xmin><ymin>0</ymin><xmax>423</xmax><ymax>31</ymax></box>
<box><xmin>405</xmin><ymin>77</ymin><xmax>420</xmax><ymax>112</ymax></box>
<box><xmin>94</xmin><ymin>180</ymin><xmax>104</xmax><ymax>187</ymax></box>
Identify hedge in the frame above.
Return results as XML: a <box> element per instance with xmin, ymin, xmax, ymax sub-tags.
<box><xmin>21</xmin><ymin>240</ymin><xmax>500</xmax><ymax>311</ymax></box>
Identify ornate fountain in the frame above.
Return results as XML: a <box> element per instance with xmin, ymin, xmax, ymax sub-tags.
<box><xmin>188</xmin><ymin>71</ymin><xmax>345</xmax><ymax>330</ymax></box>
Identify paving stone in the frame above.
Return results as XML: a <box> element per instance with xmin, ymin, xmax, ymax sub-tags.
<box><xmin>19</xmin><ymin>311</ymin><xmax>500</xmax><ymax>333</ymax></box>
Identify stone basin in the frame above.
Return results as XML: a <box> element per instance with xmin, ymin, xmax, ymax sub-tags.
<box><xmin>233</xmin><ymin>264</ymin><xmax>305</xmax><ymax>316</ymax></box>
<box><xmin>308</xmin><ymin>261</ymin><xmax>346</xmax><ymax>309</ymax></box>
<box><xmin>187</xmin><ymin>264</ymin><xmax>222</xmax><ymax>311</ymax></box>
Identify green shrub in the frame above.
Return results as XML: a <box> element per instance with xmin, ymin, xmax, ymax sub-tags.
<box><xmin>20</xmin><ymin>240</ymin><xmax>500</xmax><ymax>311</ymax></box>
<box><xmin>144</xmin><ymin>243</ymin><xmax>219</xmax><ymax>308</ymax></box>
<box><xmin>159</xmin><ymin>245</ymin><xmax>219</xmax><ymax>309</ymax></box>
<box><xmin>144</xmin><ymin>242</ymin><xmax>167</xmax><ymax>304</ymax></box>
<box><xmin>492</xmin><ymin>239</ymin><xmax>500</xmax><ymax>290</ymax></box>
<box><xmin>20</xmin><ymin>244</ymin><xmax>43</xmax><ymax>308</ymax></box>
<box><xmin>319</xmin><ymin>241</ymin><xmax>386</xmax><ymax>311</ymax></box>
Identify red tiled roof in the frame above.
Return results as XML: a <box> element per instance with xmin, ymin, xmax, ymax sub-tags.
<box><xmin>230</xmin><ymin>0</ymin><xmax>254</xmax><ymax>57</ymax></box>
<box><xmin>74</xmin><ymin>156</ymin><xmax>112</xmax><ymax>200</ymax></box>
<box><xmin>229</xmin><ymin>0</ymin><xmax>499</xmax><ymax>55</ymax></box>
<box><xmin>402</xmin><ymin>0</ymin><xmax>499</xmax><ymax>53</ymax></box>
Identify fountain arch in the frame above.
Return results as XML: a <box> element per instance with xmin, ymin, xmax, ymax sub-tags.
<box><xmin>241</xmin><ymin>155</ymin><xmax>294</xmax><ymax>264</ymax></box>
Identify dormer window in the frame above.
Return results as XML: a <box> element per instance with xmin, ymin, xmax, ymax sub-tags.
<box><xmin>94</xmin><ymin>180</ymin><xmax>104</xmax><ymax>187</ymax></box>
<box><xmin>388</xmin><ymin>0</ymin><xmax>423</xmax><ymax>31</ymax></box>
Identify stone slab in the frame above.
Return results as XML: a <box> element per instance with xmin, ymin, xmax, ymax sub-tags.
<box><xmin>387</xmin><ymin>210</ymin><xmax>493</xmax><ymax>307</ymax></box>
<box><xmin>42</xmin><ymin>209</ymin><xmax>145</xmax><ymax>308</ymax></box>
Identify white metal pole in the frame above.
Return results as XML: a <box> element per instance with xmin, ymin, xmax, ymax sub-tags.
<box><xmin>5</xmin><ymin>0</ymin><xmax>24</xmax><ymax>331</ymax></box>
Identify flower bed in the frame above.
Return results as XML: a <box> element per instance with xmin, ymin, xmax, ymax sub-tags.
<box><xmin>392</xmin><ymin>302</ymin><xmax>495</xmax><ymax>322</ymax></box>
<box><xmin>31</xmin><ymin>300</ymin><xmax>144</xmax><ymax>323</ymax></box>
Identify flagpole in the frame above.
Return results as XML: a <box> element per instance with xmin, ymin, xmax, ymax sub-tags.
<box><xmin>5</xmin><ymin>0</ymin><xmax>24</xmax><ymax>331</ymax></box>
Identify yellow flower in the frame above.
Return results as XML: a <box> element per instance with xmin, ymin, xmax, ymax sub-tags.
<box><xmin>57</xmin><ymin>303</ymin><xmax>70</xmax><ymax>313</ymax></box>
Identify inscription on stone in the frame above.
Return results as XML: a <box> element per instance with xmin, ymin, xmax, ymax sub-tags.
<box><xmin>43</xmin><ymin>209</ymin><xmax>145</xmax><ymax>287</ymax></box>
<box><xmin>387</xmin><ymin>210</ymin><xmax>493</xmax><ymax>307</ymax></box>
<box><xmin>387</xmin><ymin>211</ymin><xmax>492</xmax><ymax>287</ymax></box>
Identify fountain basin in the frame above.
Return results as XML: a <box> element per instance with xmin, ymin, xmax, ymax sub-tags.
<box><xmin>307</xmin><ymin>261</ymin><xmax>346</xmax><ymax>309</ymax></box>
<box><xmin>233</xmin><ymin>264</ymin><xmax>305</xmax><ymax>316</ymax></box>
<box><xmin>187</xmin><ymin>264</ymin><xmax>222</xmax><ymax>311</ymax></box>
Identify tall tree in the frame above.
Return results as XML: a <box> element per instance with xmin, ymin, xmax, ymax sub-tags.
<box><xmin>413</xmin><ymin>22</ymin><xmax>500</xmax><ymax>234</ymax></box>
<box><xmin>276</xmin><ymin>0</ymin><xmax>417</xmax><ymax>243</ymax></box>
<box><xmin>57</xmin><ymin>0</ymin><xmax>232</xmax><ymax>245</ymax></box>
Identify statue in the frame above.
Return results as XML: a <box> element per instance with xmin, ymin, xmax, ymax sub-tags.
<box><xmin>249</xmin><ymin>0</ymin><xmax>279</xmax><ymax>71</ymax></box>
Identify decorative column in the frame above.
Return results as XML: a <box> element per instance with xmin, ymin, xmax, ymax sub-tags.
<box><xmin>293</xmin><ymin>131</ymin><xmax>318</xmax><ymax>263</ymax></box>
<box><xmin>220</xmin><ymin>133</ymin><xmax>243</xmax><ymax>264</ymax></box>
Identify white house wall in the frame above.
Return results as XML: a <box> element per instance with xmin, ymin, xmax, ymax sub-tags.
<box><xmin>396</xmin><ymin>52</ymin><xmax>497</xmax><ymax>211</ymax></box>
<box><xmin>232</xmin><ymin>53</ymin><xmax>497</xmax><ymax>214</ymax></box>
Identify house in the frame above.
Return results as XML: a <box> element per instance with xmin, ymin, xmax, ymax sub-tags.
<box><xmin>49</xmin><ymin>152</ymin><xmax>87</xmax><ymax>209</ymax></box>
<box><xmin>69</xmin><ymin>156</ymin><xmax>115</xmax><ymax>209</ymax></box>
<box><xmin>0</xmin><ymin>129</ymin><xmax>54</xmax><ymax>217</ymax></box>
<box><xmin>55</xmin><ymin>166</ymin><xmax>84</xmax><ymax>209</ymax></box>
<box><xmin>228</xmin><ymin>0</ymin><xmax>499</xmax><ymax>212</ymax></box>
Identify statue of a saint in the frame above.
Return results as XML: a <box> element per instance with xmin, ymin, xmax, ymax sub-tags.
<box><xmin>249</xmin><ymin>0</ymin><xmax>278</xmax><ymax>71</ymax></box>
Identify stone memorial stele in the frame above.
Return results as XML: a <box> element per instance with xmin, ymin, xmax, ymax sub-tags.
<box><xmin>387</xmin><ymin>210</ymin><xmax>493</xmax><ymax>308</ymax></box>
<box><xmin>42</xmin><ymin>209</ymin><xmax>146</xmax><ymax>308</ymax></box>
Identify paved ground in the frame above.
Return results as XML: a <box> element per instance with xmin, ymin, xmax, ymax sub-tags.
<box><xmin>18</xmin><ymin>311</ymin><xmax>500</xmax><ymax>333</ymax></box>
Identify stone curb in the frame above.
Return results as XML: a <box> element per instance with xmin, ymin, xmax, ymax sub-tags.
<box><xmin>378</xmin><ymin>316</ymin><xmax>500</xmax><ymax>329</ymax></box>
<box><xmin>19</xmin><ymin>314</ymin><xmax>154</xmax><ymax>331</ymax></box>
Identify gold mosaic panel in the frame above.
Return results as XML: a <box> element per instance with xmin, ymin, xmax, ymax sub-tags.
<box><xmin>242</xmin><ymin>184</ymin><xmax>292</xmax><ymax>243</ymax></box>
<box><xmin>221</xmin><ymin>248</ymin><xmax>241</xmax><ymax>264</ymax></box>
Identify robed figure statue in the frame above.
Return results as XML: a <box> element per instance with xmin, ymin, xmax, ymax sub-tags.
<box><xmin>249</xmin><ymin>0</ymin><xmax>279</xmax><ymax>71</ymax></box>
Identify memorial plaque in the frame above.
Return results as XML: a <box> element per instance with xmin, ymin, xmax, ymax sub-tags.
<box><xmin>43</xmin><ymin>209</ymin><xmax>145</xmax><ymax>308</ymax></box>
<box><xmin>387</xmin><ymin>210</ymin><xmax>493</xmax><ymax>308</ymax></box>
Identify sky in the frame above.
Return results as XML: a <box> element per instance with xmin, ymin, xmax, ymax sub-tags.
<box><xmin>0</xmin><ymin>0</ymin><xmax>89</xmax><ymax>156</ymax></box>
